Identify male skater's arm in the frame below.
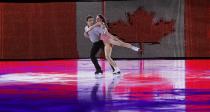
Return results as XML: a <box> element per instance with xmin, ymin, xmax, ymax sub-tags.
<box><xmin>84</xmin><ymin>23</ymin><xmax>102</xmax><ymax>38</ymax></box>
<box><xmin>85</xmin><ymin>22</ymin><xmax>101</xmax><ymax>33</ymax></box>
<box><xmin>84</xmin><ymin>26</ymin><xmax>90</xmax><ymax>38</ymax></box>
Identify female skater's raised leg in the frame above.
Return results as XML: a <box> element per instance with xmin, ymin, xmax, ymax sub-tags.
<box><xmin>109</xmin><ymin>38</ymin><xmax>140</xmax><ymax>52</ymax></box>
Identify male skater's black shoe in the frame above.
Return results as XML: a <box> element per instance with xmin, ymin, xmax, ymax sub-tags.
<box><xmin>95</xmin><ymin>70</ymin><xmax>103</xmax><ymax>75</ymax></box>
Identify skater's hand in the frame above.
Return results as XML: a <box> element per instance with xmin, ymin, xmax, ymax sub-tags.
<box><xmin>95</xmin><ymin>22</ymin><xmax>102</xmax><ymax>26</ymax></box>
<box><xmin>85</xmin><ymin>23</ymin><xmax>101</xmax><ymax>33</ymax></box>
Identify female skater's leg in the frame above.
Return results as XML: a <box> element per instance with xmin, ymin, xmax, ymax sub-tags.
<box><xmin>104</xmin><ymin>43</ymin><xmax>120</xmax><ymax>74</ymax></box>
<box><xmin>109</xmin><ymin>38</ymin><xmax>140</xmax><ymax>52</ymax></box>
<box><xmin>104</xmin><ymin>44</ymin><xmax>117</xmax><ymax>67</ymax></box>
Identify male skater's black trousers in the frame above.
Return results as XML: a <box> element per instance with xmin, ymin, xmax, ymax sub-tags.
<box><xmin>90</xmin><ymin>40</ymin><xmax>114</xmax><ymax>72</ymax></box>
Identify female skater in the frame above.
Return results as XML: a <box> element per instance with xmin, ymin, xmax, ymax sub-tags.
<box><xmin>94</xmin><ymin>14</ymin><xmax>141</xmax><ymax>74</ymax></box>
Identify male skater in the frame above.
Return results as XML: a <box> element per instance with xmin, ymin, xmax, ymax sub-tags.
<box><xmin>84</xmin><ymin>15</ymin><xmax>114</xmax><ymax>75</ymax></box>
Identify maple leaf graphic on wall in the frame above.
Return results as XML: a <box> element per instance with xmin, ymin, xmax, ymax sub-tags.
<box><xmin>108</xmin><ymin>7</ymin><xmax>176</xmax><ymax>43</ymax></box>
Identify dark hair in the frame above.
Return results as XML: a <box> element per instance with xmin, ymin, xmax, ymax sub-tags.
<box><xmin>97</xmin><ymin>14</ymin><xmax>106</xmax><ymax>23</ymax></box>
<box><xmin>86</xmin><ymin>15</ymin><xmax>93</xmax><ymax>21</ymax></box>
<box><xmin>97</xmin><ymin>14</ymin><xmax>108</xmax><ymax>28</ymax></box>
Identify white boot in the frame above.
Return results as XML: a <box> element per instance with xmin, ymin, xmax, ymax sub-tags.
<box><xmin>131</xmin><ymin>46</ymin><xmax>140</xmax><ymax>52</ymax></box>
<box><xmin>113</xmin><ymin>67</ymin><xmax>121</xmax><ymax>75</ymax></box>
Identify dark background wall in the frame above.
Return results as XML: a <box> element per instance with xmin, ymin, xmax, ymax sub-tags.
<box><xmin>0</xmin><ymin>0</ymin><xmax>209</xmax><ymax>59</ymax></box>
<box><xmin>185</xmin><ymin>0</ymin><xmax>210</xmax><ymax>57</ymax></box>
<box><xmin>0</xmin><ymin>3</ymin><xmax>78</xmax><ymax>59</ymax></box>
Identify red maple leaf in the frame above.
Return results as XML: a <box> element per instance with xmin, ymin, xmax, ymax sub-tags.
<box><xmin>108</xmin><ymin>7</ymin><xmax>175</xmax><ymax>43</ymax></box>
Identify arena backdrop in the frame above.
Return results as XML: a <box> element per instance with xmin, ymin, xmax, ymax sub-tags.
<box><xmin>0</xmin><ymin>0</ymin><xmax>209</xmax><ymax>59</ymax></box>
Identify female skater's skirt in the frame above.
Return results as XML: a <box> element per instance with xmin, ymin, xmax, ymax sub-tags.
<box><xmin>101</xmin><ymin>34</ymin><xmax>111</xmax><ymax>43</ymax></box>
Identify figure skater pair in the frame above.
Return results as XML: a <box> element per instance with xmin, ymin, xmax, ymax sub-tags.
<box><xmin>84</xmin><ymin>14</ymin><xmax>141</xmax><ymax>75</ymax></box>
